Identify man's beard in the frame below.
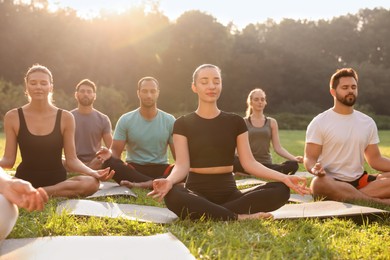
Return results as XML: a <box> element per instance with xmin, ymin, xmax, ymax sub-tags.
<box><xmin>79</xmin><ymin>98</ymin><xmax>94</xmax><ymax>106</ymax></box>
<box><xmin>337</xmin><ymin>93</ymin><xmax>356</xmax><ymax>106</ymax></box>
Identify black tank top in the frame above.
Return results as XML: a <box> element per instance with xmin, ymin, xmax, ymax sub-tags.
<box><xmin>15</xmin><ymin>108</ymin><xmax>67</xmax><ymax>188</ymax></box>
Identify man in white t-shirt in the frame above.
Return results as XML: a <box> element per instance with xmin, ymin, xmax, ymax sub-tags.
<box><xmin>304</xmin><ymin>68</ymin><xmax>390</xmax><ymax>205</ymax></box>
<box><xmin>97</xmin><ymin>77</ymin><xmax>176</xmax><ymax>189</ymax></box>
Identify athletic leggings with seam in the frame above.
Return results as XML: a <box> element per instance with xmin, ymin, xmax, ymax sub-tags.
<box><xmin>164</xmin><ymin>172</ymin><xmax>290</xmax><ymax>221</ymax></box>
<box><xmin>103</xmin><ymin>157</ymin><xmax>173</xmax><ymax>184</ymax></box>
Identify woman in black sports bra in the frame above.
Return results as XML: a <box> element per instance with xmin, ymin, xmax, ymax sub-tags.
<box><xmin>0</xmin><ymin>64</ymin><xmax>115</xmax><ymax>198</ymax></box>
<box><xmin>148</xmin><ymin>64</ymin><xmax>310</xmax><ymax>221</ymax></box>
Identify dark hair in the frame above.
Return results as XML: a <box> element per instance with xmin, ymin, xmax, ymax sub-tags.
<box><xmin>329</xmin><ymin>68</ymin><xmax>358</xmax><ymax>89</ymax></box>
<box><xmin>192</xmin><ymin>64</ymin><xmax>221</xmax><ymax>85</ymax></box>
<box><xmin>75</xmin><ymin>79</ymin><xmax>96</xmax><ymax>92</ymax></box>
<box><xmin>138</xmin><ymin>77</ymin><xmax>159</xmax><ymax>90</ymax></box>
<box><xmin>24</xmin><ymin>64</ymin><xmax>53</xmax><ymax>85</ymax></box>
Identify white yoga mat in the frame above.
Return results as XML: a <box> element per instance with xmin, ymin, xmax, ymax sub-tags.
<box><xmin>295</xmin><ymin>172</ymin><xmax>313</xmax><ymax>178</ymax></box>
<box><xmin>289</xmin><ymin>194</ymin><xmax>314</xmax><ymax>203</ymax></box>
<box><xmin>87</xmin><ymin>181</ymin><xmax>137</xmax><ymax>198</ymax></box>
<box><xmin>235</xmin><ymin>178</ymin><xmax>267</xmax><ymax>187</ymax></box>
<box><xmin>270</xmin><ymin>201</ymin><xmax>388</xmax><ymax>219</ymax></box>
<box><xmin>56</xmin><ymin>199</ymin><xmax>178</xmax><ymax>224</ymax></box>
<box><xmin>0</xmin><ymin>233</ymin><xmax>195</xmax><ymax>260</ymax></box>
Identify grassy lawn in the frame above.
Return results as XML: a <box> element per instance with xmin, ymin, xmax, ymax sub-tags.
<box><xmin>2</xmin><ymin>131</ymin><xmax>390</xmax><ymax>259</ymax></box>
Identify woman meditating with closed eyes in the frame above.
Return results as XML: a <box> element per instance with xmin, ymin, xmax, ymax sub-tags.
<box><xmin>148</xmin><ymin>64</ymin><xmax>309</xmax><ymax>221</ymax></box>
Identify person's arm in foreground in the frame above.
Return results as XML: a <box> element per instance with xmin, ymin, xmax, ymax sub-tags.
<box><xmin>62</xmin><ymin>111</ymin><xmax>115</xmax><ymax>181</ymax></box>
<box><xmin>238</xmin><ymin>132</ymin><xmax>309</xmax><ymax>195</ymax></box>
<box><xmin>148</xmin><ymin>134</ymin><xmax>189</xmax><ymax>201</ymax></box>
<box><xmin>0</xmin><ymin>168</ymin><xmax>48</xmax><ymax>211</ymax></box>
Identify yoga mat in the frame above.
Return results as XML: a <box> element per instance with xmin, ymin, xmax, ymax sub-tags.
<box><xmin>270</xmin><ymin>201</ymin><xmax>388</xmax><ymax>219</ymax></box>
<box><xmin>87</xmin><ymin>181</ymin><xmax>137</xmax><ymax>198</ymax></box>
<box><xmin>235</xmin><ymin>178</ymin><xmax>267</xmax><ymax>187</ymax></box>
<box><xmin>295</xmin><ymin>172</ymin><xmax>313</xmax><ymax>178</ymax></box>
<box><xmin>0</xmin><ymin>233</ymin><xmax>195</xmax><ymax>260</ymax></box>
<box><xmin>56</xmin><ymin>199</ymin><xmax>178</xmax><ymax>224</ymax></box>
<box><xmin>289</xmin><ymin>194</ymin><xmax>314</xmax><ymax>203</ymax></box>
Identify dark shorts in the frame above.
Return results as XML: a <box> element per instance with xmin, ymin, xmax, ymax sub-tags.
<box><xmin>126</xmin><ymin>162</ymin><xmax>174</xmax><ymax>178</ymax></box>
<box><xmin>335</xmin><ymin>172</ymin><xmax>377</xmax><ymax>189</ymax></box>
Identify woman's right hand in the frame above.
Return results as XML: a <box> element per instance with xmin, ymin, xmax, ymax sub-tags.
<box><xmin>147</xmin><ymin>178</ymin><xmax>173</xmax><ymax>202</ymax></box>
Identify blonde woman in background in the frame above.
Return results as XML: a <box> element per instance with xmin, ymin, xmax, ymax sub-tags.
<box><xmin>234</xmin><ymin>88</ymin><xmax>303</xmax><ymax>176</ymax></box>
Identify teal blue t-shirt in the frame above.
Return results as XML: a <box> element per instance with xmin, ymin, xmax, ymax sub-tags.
<box><xmin>113</xmin><ymin>108</ymin><xmax>175</xmax><ymax>164</ymax></box>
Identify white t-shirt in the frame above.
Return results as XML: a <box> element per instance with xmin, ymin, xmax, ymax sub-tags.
<box><xmin>306</xmin><ymin>109</ymin><xmax>379</xmax><ymax>181</ymax></box>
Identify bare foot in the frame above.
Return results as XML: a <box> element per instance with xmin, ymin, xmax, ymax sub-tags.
<box><xmin>237</xmin><ymin>212</ymin><xmax>274</xmax><ymax>220</ymax></box>
<box><xmin>120</xmin><ymin>180</ymin><xmax>153</xmax><ymax>189</ymax></box>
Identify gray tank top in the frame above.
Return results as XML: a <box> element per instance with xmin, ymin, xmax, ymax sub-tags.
<box><xmin>245</xmin><ymin>117</ymin><xmax>272</xmax><ymax>164</ymax></box>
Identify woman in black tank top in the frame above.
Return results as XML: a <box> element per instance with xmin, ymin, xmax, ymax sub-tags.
<box><xmin>148</xmin><ymin>64</ymin><xmax>310</xmax><ymax>221</ymax></box>
<box><xmin>0</xmin><ymin>64</ymin><xmax>115</xmax><ymax>198</ymax></box>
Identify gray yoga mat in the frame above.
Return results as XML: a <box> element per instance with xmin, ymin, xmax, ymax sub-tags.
<box><xmin>87</xmin><ymin>181</ymin><xmax>137</xmax><ymax>198</ymax></box>
<box><xmin>56</xmin><ymin>199</ymin><xmax>178</xmax><ymax>224</ymax></box>
<box><xmin>270</xmin><ymin>201</ymin><xmax>388</xmax><ymax>219</ymax></box>
<box><xmin>0</xmin><ymin>233</ymin><xmax>195</xmax><ymax>260</ymax></box>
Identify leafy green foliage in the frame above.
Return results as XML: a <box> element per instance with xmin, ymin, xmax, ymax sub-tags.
<box><xmin>2</xmin><ymin>2</ymin><xmax>390</xmax><ymax>119</ymax></box>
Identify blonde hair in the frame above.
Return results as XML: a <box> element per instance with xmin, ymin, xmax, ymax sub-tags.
<box><xmin>24</xmin><ymin>64</ymin><xmax>54</xmax><ymax>104</ymax></box>
<box><xmin>245</xmin><ymin>88</ymin><xmax>266</xmax><ymax>117</ymax></box>
<box><xmin>24</xmin><ymin>64</ymin><xmax>53</xmax><ymax>84</ymax></box>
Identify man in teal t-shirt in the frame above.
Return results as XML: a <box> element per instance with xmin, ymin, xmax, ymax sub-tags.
<box><xmin>98</xmin><ymin>77</ymin><xmax>176</xmax><ymax>189</ymax></box>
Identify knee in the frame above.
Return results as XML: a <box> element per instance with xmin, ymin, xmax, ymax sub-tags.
<box><xmin>164</xmin><ymin>184</ymin><xmax>188</xmax><ymax>215</ymax></box>
<box><xmin>310</xmin><ymin>177</ymin><xmax>329</xmax><ymax>197</ymax></box>
<box><xmin>290</xmin><ymin>161</ymin><xmax>299</xmax><ymax>174</ymax></box>
<box><xmin>80</xmin><ymin>177</ymin><xmax>100</xmax><ymax>197</ymax></box>
<box><xmin>268</xmin><ymin>182</ymin><xmax>290</xmax><ymax>203</ymax></box>
<box><xmin>284</xmin><ymin>161</ymin><xmax>299</xmax><ymax>174</ymax></box>
<box><xmin>278</xmin><ymin>182</ymin><xmax>291</xmax><ymax>201</ymax></box>
<box><xmin>0</xmin><ymin>195</ymin><xmax>19</xmax><ymax>241</ymax></box>
<box><xmin>164</xmin><ymin>185</ymin><xmax>181</xmax><ymax>209</ymax></box>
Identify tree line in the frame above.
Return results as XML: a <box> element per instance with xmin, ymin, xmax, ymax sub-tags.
<box><xmin>1</xmin><ymin>0</ymin><xmax>390</xmax><ymax>128</ymax></box>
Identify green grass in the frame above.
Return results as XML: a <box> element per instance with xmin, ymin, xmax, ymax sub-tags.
<box><xmin>3</xmin><ymin>131</ymin><xmax>390</xmax><ymax>259</ymax></box>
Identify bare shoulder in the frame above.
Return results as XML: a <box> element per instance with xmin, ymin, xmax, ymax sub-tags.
<box><xmin>60</xmin><ymin>109</ymin><xmax>74</xmax><ymax>119</ymax></box>
<box><xmin>4</xmin><ymin>108</ymin><xmax>19</xmax><ymax>123</ymax></box>
<box><xmin>268</xmin><ymin>117</ymin><xmax>278</xmax><ymax>127</ymax></box>
<box><xmin>60</xmin><ymin>109</ymin><xmax>75</xmax><ymax>128</ymax></box>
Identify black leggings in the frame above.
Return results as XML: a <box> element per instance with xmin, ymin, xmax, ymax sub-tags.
<box><xmin>233</xmin><ymin>156</ymin><xmax>299</xmax><ymax>175</ymax></box>
<box><xmin>103</xmin><ymin>157</ymin><xmax>173</xmax><ymax>184</ymax></box>
<box><xmin>164</xmin><ymin>172</ymin><xmax>290</xmax><ymax>221</ymax></box>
